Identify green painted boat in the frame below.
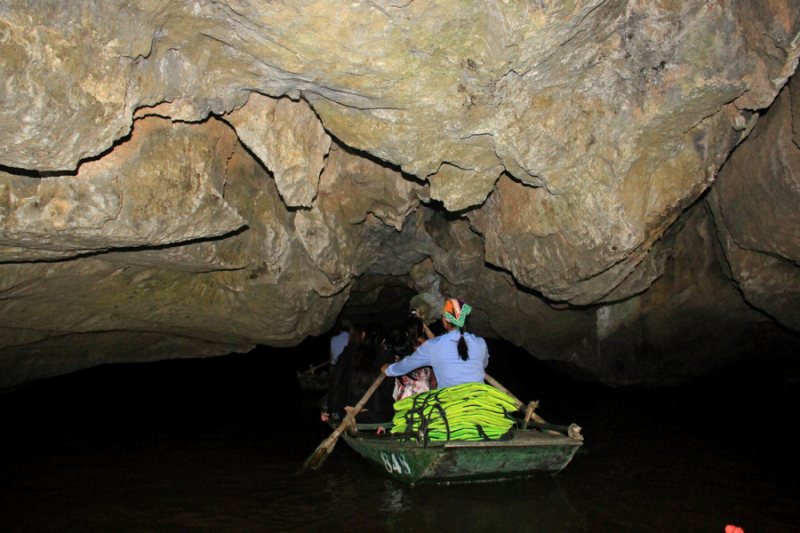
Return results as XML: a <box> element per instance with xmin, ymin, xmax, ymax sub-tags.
<box><xmin>334</xmin><ymin>421</ymin><xmax>583</xmax><ymax>485</ymax></box>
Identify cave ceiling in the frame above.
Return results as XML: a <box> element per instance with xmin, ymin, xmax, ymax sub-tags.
<box><xmin>1</xmin><ymin>0</ymin><xmax>799</xmax><ymax>388</ymax></box>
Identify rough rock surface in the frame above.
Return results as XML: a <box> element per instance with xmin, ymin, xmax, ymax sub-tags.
<box><xmin>224</xmin><ymin>94</ymin><xmax>331</xmax><ymax>208</ymax></box>
<box><xmin>1</xmin><ymin>117</ymin><xmax>245</xmax><ymax>262</ymax></box>
<box><xmin>1</xmin><ymin>0</ymin><xmax>799</xmax><ymax>387</ymax></box>
<box><xmin>709</xmin><ymin>75</ymin><xmax>800</xmax><ymax>332</ymax></box>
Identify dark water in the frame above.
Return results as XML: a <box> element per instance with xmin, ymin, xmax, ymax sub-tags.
<box><xmin>1</xmin><ymin>339</ymin><xmax>797</xmax><ymax>533</ymax></box>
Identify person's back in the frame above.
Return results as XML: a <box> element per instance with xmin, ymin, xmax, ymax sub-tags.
<box><xmin>325</xmin><ymin>323</ymin><xmax>364</xmax><ymax>420</ymax></box>
<box><xmin>325</xmin><ymin>323</ymin><xmax>394</xmax><ymax>424</ymax></box>
<box><xmin>383</xmin><ymin>298</ymin><xmax>488</xmax><ymax>390</ymax></box>
<box><xmin>347</xmin><ymin>353</ymin><xmax>395</xmax><ymax>423</ymax></box>
<box><xmin>330</xmin><ymin>319</ymin><xmax>352</xmax><ymax>365</ymax></box>
<box><xmin>327</xmin><ymin>344</ymin><xmax>356</xmax><ymax>419</ymax></box>
<box><xmin>346</xmin><ymin>324</ymin><xmax>394</xmax><ymax>423</ymax></box>
<box><xmin>414</xmin><ymin>329</ymin><xmax>487</xmax><ymax>389</ymax></box>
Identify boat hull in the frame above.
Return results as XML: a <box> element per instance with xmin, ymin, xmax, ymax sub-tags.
<box><xmin>339</xmin><ymin>427</ymin><xmax>581</xmax><ymax>485</ymax></box>
<box><xmin>296</xmin><ymin>372</ymin><xmax>330</xmax><ymax>390</ymax></box>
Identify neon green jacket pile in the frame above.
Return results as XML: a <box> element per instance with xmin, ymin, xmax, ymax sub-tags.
<box><xmin>391</xmin><ymin>383</ymin><xmax>518</xmax><ymax>443</ymax></box>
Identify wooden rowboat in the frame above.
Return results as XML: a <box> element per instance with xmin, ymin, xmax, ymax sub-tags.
<box><xmin>296</xmin><ymin>360</ymin><xmax>331</xmax><ymax>390</ymax></box>
<box><xmin>332</xmin><ymin>419</ymin><xmax>583</xmax><ymax>485</ymax></box>
<box><xmin>296</xmin><ymin>371</ymin><xmax>331</xmax><ymax>390</ymax></box>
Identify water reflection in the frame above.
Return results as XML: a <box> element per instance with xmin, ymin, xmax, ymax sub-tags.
<box><xmin>376</xmin><ymin>476</ymin><xmax>587</xmax><ymax>533</ymax></box>
<box><xmin>380</xmin><ymin>480</ymin><xmax>410</xmax><ymax>513</ymax></box>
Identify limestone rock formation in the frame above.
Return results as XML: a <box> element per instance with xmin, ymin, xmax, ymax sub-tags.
<box><xmin>1</xmin><ymin>118</ymin><xmax>244</xmax><ymax>263</ymax></box>
<box><xmin>1</xmin><ymin>0</ymin><xmax>799</xmax><ymax>387</ymax></box>
<box><xmin>709</xmin><ymin>75</ymin><xmax>800</xmax><ymax>332</ymax></box>
<box><xmin>224</xmin><ymin>93</ymin><xmax>331</xmax><ymax>208</ymax></box>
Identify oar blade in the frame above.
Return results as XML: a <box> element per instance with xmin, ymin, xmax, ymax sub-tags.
<box><xmin>303</xmin><ymin>441</ymin><xmax>324</xmax><ymax>470</ymax></box>
<box><xmin>303</xmin><ymin>438</ymin><xmax>338</xmax><ymax>470</ymax></box>
<box><xmin>303</xmin><ymin>442</ymin><xmax>328</xmax><ymax>470</ymax></box>
<box><xmin>302</xmin><ymin>373</ymin><xmax>385</xmax><ymax>471</ymax></box>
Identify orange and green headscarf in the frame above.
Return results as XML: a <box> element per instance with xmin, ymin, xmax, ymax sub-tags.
<box><xmin>443</xmin><ymin>298</ymin><xmax>471</xmax><ymax>328</ymax></box>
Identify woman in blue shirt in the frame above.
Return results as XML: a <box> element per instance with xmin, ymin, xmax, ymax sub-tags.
<box><xmin>382</xmin><ymin>298</ymin><xmax>488</xmax><ymax>389</ymax></box>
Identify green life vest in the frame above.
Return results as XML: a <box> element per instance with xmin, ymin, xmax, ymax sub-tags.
<box><xmin>391</xmin><ymin>382</ymin><xmax>517</xmax><ymax>444</ymax></box>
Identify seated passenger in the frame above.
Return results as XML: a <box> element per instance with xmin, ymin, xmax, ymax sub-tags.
<box><xmin>329</xmin><ymin>318</ymin><xmax>352</xmax><ymax>365</ymax></box>
<box><xmin>390</xmin><ymin>317</ymin><xmax>436</xmax><ymax>400</ymax></box>
<box><xmin>324</xmin><ymin>323</ymin><xmax>364</xmax><ymax>422</ymax></box>
<box><xmin>323</xmin><ymin>323</ymin><xmax>395</xmax><ymax>424</ymax></box>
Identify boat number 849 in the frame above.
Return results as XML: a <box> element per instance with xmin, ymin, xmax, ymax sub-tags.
<box><xmin>381</xmin><ymin>452</ymin><xmax>412</xmax><ymax>475</ymax></box>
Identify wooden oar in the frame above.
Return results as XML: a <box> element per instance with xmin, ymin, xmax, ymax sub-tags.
<box><xmin>484</xmin><ymin>373</ymin><xmax>560</xmax><ymax>435</ymax></box>
<box><xmin>304</xmin><ymin>373</ymin><xmax>386</xmax><ymax>470</ymax></box>
<box><xmin>524</xmin><ymin>420</ymin><xmax>584</xmax><ymax>441</ymax></box>
<box><xmin>484</xmin><ymin>373</ymin><xmax>525</xmax><ymax>409</ymax></box>
<box><xmin>303</xmin><ymin>360</ymin><xmax>331</xmax><ymax>374</ymax></box>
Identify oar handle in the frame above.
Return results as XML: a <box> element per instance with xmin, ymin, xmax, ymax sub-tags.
<box><xmin>304</xmin><ymin>360</ymin><xmax>331</xmax><ymax>374</ymax></box>
<box><xmin>484</xmin><ymin>373</ymin><xmax>560</xmax><ymax>435</ymax></box>
<box><xmin>484</xmin><ymin>373</ymin><xmax>524</xmax><ymax>408</ymax></box>
<box><xmin>523</xmin><ymin>421</ymin><xmax>584</xmax><ymax>441</ymax></box>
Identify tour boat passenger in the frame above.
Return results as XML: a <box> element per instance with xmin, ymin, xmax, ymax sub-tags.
<box><xmin>323</xmin><ymin>323</ymin><xmax>395</xmax><ymax>424</ymax></box>
<box><xmin>389</xmin><ymin>317</ymin><xmax>437</xmax><ymax>400</ymax></box>
<box><xmin>325</xmin><ymin>323</ymin><xmax>364</xmax><ymax>422</ymax></box>
<box><xmin>329</xmin><ymin>318</ymin><xmax>352</xmax><ymax>365</ymax></box>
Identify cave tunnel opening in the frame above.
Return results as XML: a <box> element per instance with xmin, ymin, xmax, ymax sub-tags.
<box><xmin>336</xmin><ymin>276</ymin><xmax>419</xmax><ymax>332</ymax></box>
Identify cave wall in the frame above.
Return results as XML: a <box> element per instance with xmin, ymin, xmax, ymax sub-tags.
<box><xmin>708</xmin><ymin>74</ymin><xmax>800</xmax><ymax>332</ymax></box>
<box><xmin>1</xmin><ymin>0</ymin><xmax>799</xmax><ymax>387</ymax></box>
